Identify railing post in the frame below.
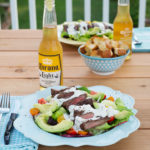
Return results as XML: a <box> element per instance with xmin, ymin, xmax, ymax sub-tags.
<box><xmin>10</xmin><ymin>0</ymin><xmax>19</xmax><ymax>29</ymax></box>
<box><xmin>28</xmin><ymin>0</ymin><xmax>37</xmax><ymax>29</ymax></box>
<box><xmin>0</xmin><ymin>16</ymin><xmax>1</xmax><ymax>29</ymax></box>
<box><xmin>84</xmin><ymin>0</ymin><xmax>91</xmax><ymax>21</ymax></box>
<box><xmin>66</xmin><ymin>0</ymin><xmax>73</xmax><ymax>22</ymax></box>
<box><xmin>138</xmin><ymin>0</ymin><xmax>146</xmax><ymax>28</ymax></box>
<box><xmin>102</xmin><ymin>0</ymin><xmax>110</xmax><ymax>22</ymax></box>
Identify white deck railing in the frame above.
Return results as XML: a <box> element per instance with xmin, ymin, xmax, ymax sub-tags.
<box><xmin>9</xmin><ymin>0</ymin><xmax>147</xmax><ymax>29</ymax></box>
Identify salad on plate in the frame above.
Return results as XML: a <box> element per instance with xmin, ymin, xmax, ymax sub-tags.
<box><xmin>30</xmin><ymin>86</ymin><xmax>134</xmax><ymax>137</ymax></box>
<box><xmin>58</xmin><ymin>21</ymin><xmax>113</xmax><ymax>43</ymax></box>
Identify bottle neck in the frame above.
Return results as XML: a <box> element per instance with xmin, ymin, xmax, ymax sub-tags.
<box><xmin>117</xmin><ymin>0</ymin><xmax>130</xmax><ymax>15</ymax></box>
<box><xmin>118</xmin><ymin>0</ymin><xmax>129</xmax><ymax>5</ymax></box>
<box><xmin>43</xmin><ymin>0</ymin><xmax>58</xmax><ymax>39</ymax></box>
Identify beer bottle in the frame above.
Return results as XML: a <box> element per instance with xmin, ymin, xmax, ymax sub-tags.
<box><xmin>113</xmin><ymin>0</ymin><xmax>133</xmax><ymax>60</ymax></box>
<box><xmin>39</xmin><ymin>0</ymin><xmax>63</xmax><ymax>89</ymax></box>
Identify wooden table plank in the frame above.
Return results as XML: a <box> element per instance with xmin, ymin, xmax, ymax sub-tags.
<box><xmin>0</xmin><ymin>39</ymin><xmax>41</xmax><ymax>51</ymax></box>
<box><xmin>0</xmin><ymin>51</ymin><xmax>150</xmax><ymax>67</ymax></box>
<box><xmin>0</xmin><ymin>65</ymin><xmax>150</xmax><ymax>78</ymax></box>
<box><xmin>0</xmin><ymin>30</ymin><xmax>42</xmax><ymax>39</ymax></box>
<box><xmin>39</xmin><ymin>130</ymin><xmax>149</xmax><ymax>150</ymax></box>
<box><xmin>0</xmin><ymin>78</ymin><xmax>149</xmax><ymax>99</ymax></box>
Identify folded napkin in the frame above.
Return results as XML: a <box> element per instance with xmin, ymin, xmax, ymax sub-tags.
<box><xmin>133</xmin><ymin>27</ymin><xmax>150</xmax><ymax>53</ymax></box>
<box><xmin>0</xmin><ymin>96</ymin><xmax>38</xmax><ymax>150</ymax></box>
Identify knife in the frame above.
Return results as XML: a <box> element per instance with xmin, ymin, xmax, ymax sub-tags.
<box><xmin>4</xmin><ymin>100</ymin><xmax>20</xmax><ymax>145</ymax></box>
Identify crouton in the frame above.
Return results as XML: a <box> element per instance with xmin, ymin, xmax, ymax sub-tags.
<box><xmin>80</xmin><ymin>36</ymin><xmax>128</xmax><ymax>58</ymax></box>
<box><xmin>98</xmin><ymin>49</ymin><xmax>113</xmax><ymax>58</ymax></box>
<box><xmin>111</xmin><ymin>40</ymin><xmax>119</xmax><ymax>49</ymax></box>
<box><xmin>119</xmin><ymin>41</ymin><xmax>129</xmax><ymax>50</ymax></box>
<box><xmin>80</xmin><ymin>45</ymin><xmax>86</xmax><ymax>54</ymax></box>
<box><xmin>114</xmin><ymin>48</ymin><xmax>127</xmax><ymax>56</ymax></box>
<box><xmin>91</xmin><ymin>49</ymin><xmax>100</xmax><ymax>57</ymax></box>
<box><xmin>86</xmin><ymin>43</ymin><xmax>98</xmax><ymax>50</ymax></box>
<box><xmin>92</xmin><ymin>36</ymin><xmax>103</xmax><ymax>45</ymax></box>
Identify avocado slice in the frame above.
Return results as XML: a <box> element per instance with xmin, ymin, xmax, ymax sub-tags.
<box><xmin>35</xmin><ymin>114</ymin><xmax>73</xmax><ymax>133</ymax></box>
<box><xmin>115</xmin><ymin>98</ymin><xmax>125</xmax><ymax>107</ymax></box>
<box><xmin>95</xmin><ymin>123</ymin><xmax>111</xmax><ymax>130</ymax></box>
<box><xmin>86</xmin><ymin>27</ymin><xmax>100</xmax><ymax>35</ymax></box>
<box><xmin>52</xmin><ymin>107</ymin><xmax>66</xmax><ymax>120</ymax></box>
<box><xmin>34</xmin><ymin>101</ymin><xmax>58</xmax><ymax>113</ymax></box>
<box><xmin>115</xmin><ymin>98</ymin><xmax>133</xmax><ymax>112</ymax></box>
<box><xmin>88</xmin><ymin>92</ymin><xmax>105</xmax><ymax>102</ymax></box>
<box><xmin>115</xmin><ymin>110</ymin><xmax>133</xmax><ymax>120</ymax></box>
<box><xmin>93</xmin><ymin>102</ymin><xmax>100</xmax><ymax>109</ymax></box>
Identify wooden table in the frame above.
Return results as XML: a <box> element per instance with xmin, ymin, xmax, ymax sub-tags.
<box><xmin>0</xmin><ymin>30</ymin><xmax>150</xmax><ymax>150</ymax></box>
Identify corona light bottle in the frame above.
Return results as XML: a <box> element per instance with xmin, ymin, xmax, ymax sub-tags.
<box><xmin>113</xmin><ymin>0</ymin><xmax>133</xmax><ymax>60</ymax></box>
<box><xmin>39</xmin><ymin>0</ymin><xmax>63</xmax><ymax>89</ymax></box>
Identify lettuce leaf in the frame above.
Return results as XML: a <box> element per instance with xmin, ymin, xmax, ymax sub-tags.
<box><xmin>61</xmin><ymin>31</ymin><xmax>69</xmax><ymax>38</ymax></box>
<box><xmin>77</xmin><ymin>86</ymin><xmax>91</xmax><ymax>94</ymax></box>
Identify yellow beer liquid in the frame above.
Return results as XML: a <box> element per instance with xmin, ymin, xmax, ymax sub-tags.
<box><xmin>39</xmin><ymin>26</ymin><xmax>63</xmax><ymax>90</ymax></box>
<box><xmin>113</xmin><ymin>4</ymin><xmax>133</xmax><ymax>60</ymax></box>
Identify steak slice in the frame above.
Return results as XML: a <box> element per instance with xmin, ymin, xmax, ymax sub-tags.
<box><xmin>62</xmin><ymin>94</ymin><xmax>87</xmax><ymax>109</ymax></box>
<box><xmin>79</xmin><ymin>112</ymin><xmax>94</xmax><ymax>119</ymax></box>
<box><xmin>80</xmin><ymin>117</ymin><xmax>110</xmax><ymax>130</ymax></box>
<box><xmin>51</xmin><ymin>86</ymin><xmax>76</xmax><ymax>97</ymax></box>
<box><xmin>51</xmin><ymin>87</ymin><xmax>72</xmax><ymax>97</ymax></box>
<box><xmin>74</xmin><ymin>110</ymin><xmax>84</xmax><ymax>117</ymax></box>
<box><xmin>77</xmin><ymin>98</ymin><xmax>94</xmax><ymax>107</ymax></box>
<box><xmin>57</xmin><ymin>92</ymin><xmax>74</xmax><ymax>99</ymax></box>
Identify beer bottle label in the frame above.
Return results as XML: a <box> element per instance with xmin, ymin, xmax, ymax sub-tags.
<box><xmin>39</xmin><ymin>53</ymin><xmax>62</xmax><ymax>88</ymax></box>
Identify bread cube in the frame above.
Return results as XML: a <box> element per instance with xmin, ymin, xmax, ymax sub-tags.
<box><xmin>114</xmin><ymin>48</ymin><xmax>127</xmax><ymax>56</ymax></box>
<box><xmin>98</xmin><ymin>49</ymin><xmax>113</xmax><ymax>58</ymax></box>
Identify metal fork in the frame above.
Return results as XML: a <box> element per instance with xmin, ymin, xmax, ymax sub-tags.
<box><xmin>0</xmin><ymin>93</ymin><xmax>10</xmax><ymax>121</ymax></box>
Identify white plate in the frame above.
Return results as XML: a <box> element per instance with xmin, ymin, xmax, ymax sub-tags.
<box><xmin>14</xmin><ymin>85</ymin><xmax>140</xmax><ymax>147</ymax></box>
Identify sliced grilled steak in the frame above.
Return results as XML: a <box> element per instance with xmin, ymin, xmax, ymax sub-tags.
<box><xmin>80</xmin><ymin>117</ymin><xmax>110</xmax><ymax>130</ymax></box>
<box><xmin>103</xmin><ymin>23</ymin><xmax>113</xmax><ymax>30</ymax></box>
<box><xmin>79</xmin><ymin>112</ymin><xmax>94</xmax><ymax>119</ymax></box>
<box><xmin>77</xmin><ymin>98</ymin><xmax>94</xmax><ymax>107</ymax></box>
<box><xmin>63</xmin><ymin>24</ymin><xmax>68</xmax><ymax>32</ymax></box>
<box><xmin>57</xmin><ymin>91</ymin><xmax>74</xmax><ymax>99</ymax></box>
<box><xmin>88</xmin><ymin>24</ymin><xmax>92</xmax><ymax>29</ymax></box>
<box><xmin>74</xmin><ymin>110</ymin><xmax>84</xmax><ymax>117</ymax></box>
<box><xmin>62</xmin><ymin>94</ymin><xmax>87</xmax><ymax>109</ymax></box>
<box><xmin>74</xmin><ymin>24</ymin><xmax>80</xmax><ymax>31</ymax></box>
<box><xmin>51</xmin><ymin>87</ymin><xmax>70</xmax><ymax>97</ymax></box>
<box><xmin>92</xmin><ymin>23</ymin><xmax>99</xmax><ymax>28</ymax></box>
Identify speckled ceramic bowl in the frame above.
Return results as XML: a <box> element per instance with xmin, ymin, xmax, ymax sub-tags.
<box><xmin>78</xmin><ymin>46</ymin><xmax>130</xmax><ymax>75</ymax></box>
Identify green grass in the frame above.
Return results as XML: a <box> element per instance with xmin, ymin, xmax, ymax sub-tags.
<box><xmin>0</xmin><ymin>0</ymin><xmax>150</xmax><ymax>29</ymax></box>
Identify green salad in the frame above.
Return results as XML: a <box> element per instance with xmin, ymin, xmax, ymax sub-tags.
<box><xmin>30</xmin><ymin>86</ymin><xmax>134</xmax><ymax>137</ymax></box>
<box><xmin>60</xmin><ymin>21</ymin><xmax>113</xmax><ymax>42</ymax></box>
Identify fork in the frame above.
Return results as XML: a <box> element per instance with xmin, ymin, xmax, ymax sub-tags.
<box><xmin>0</xmin><ymin>93</ymin><xmax>10</xmax><ymax>122</ymax></box>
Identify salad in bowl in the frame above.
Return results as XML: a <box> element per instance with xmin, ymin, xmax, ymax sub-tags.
<box><xmin>30</xmin><ymin>86</ymin><xmax>134</xmax><ymax>137</ymax></box>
